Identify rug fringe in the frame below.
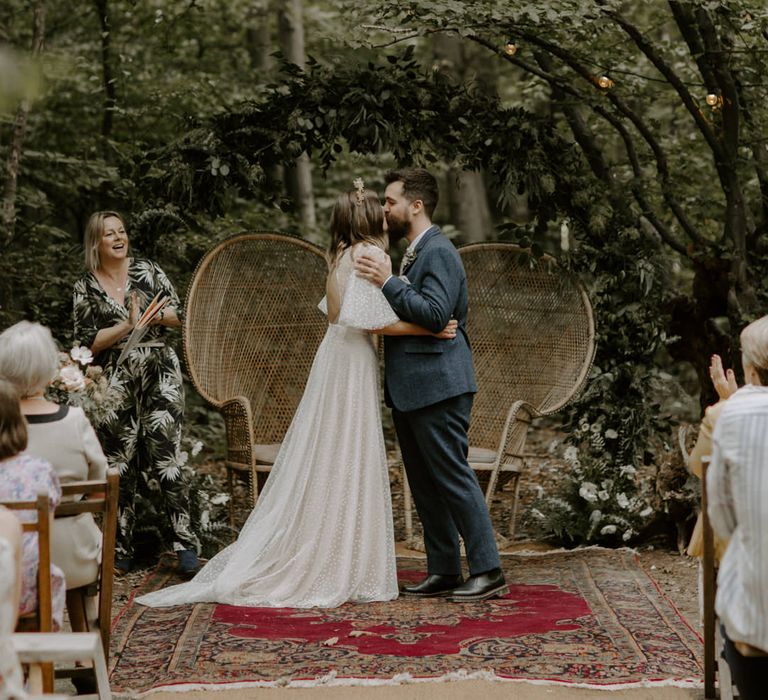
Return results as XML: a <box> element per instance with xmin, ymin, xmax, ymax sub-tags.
<box><xmin>118</xmin><ymin>669</ymin><xmax>702</xmax><ymax>698</ymax></box>
<box><xmin>501</xmin><ymin>544</ymin><xmax>639</xmax><ymax>557</ymax></box>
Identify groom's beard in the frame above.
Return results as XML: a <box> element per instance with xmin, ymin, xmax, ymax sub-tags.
<box><xmin>385</xmin><ymin>215</ymin><xmax>409</xmax><ymax>244</ymax></box>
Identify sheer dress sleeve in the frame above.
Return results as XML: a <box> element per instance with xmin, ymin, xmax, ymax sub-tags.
<box><xmin>337</xmin><ymin>244</ymin><xmax>400</xmax><ymax>330</ymax></box>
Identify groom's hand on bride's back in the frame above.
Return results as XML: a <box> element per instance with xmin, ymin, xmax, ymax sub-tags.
<box><xmin>355</xmin><ymin>252</ymin><xmax>392</xmax><ymax>288</ymax></box>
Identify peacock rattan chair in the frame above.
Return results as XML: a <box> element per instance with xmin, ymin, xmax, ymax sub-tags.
<box><xmin>184</xmin><ymin>232</ymin><xmax>328</xmax><ymax>523</ymax></box>
<box><xmin>402</xmin><ymin>243</ymin><xmax>596</xmax><ymax>546</ymax></box>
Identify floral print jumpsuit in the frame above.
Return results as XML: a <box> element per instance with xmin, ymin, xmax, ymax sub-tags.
<box><xmin>73</xmin><ymin>258</ymin><xmax>199</xmax><ymax>560</ymax></box>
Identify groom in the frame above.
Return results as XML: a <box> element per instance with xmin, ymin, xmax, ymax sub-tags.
<box><xmin>355</xmin><ymin>168</ymin><xmax>506</xmax><ymax>601</ymax></box>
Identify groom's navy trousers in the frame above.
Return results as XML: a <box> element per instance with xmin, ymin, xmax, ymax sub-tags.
<box><xmin>382</xmin><ymin>225</ymin><xmax>501</xmax><ymax>576</ymax></box>
<box><xmin>393</xmin><ymin>393</ymin><xmax>500</xmax><ymax>575</ymax></box>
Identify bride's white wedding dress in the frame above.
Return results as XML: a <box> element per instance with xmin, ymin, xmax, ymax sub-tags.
<box><xmin>137</xmin><ymin>243</ymin><xmax>399</xmax><ymax>609</ymax></box>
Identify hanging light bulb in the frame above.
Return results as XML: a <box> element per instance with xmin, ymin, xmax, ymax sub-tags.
<box><xmin>597</xmin><ymin>75</ymin><xmax>614</xmax><ymax>89</ymax></box>
<box><xmin>504</xmin><ymin>41</ymin><xmax>517</xmax><ymax>56</ymax></box>
<box><xmin>706</xmin><ymin>93</ymin><xmax>721</xmax><ymax>107</ymax></box>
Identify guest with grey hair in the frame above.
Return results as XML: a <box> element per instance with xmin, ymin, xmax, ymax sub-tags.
<box><xmin>0</xmin><ymin>320</ymin><xmax>107</xmax><ymax>636</ymax></box>
<box><xmin>708</xmin><ymin>314</ymin><xmax>768</xmax><ymax>699</ymax></box>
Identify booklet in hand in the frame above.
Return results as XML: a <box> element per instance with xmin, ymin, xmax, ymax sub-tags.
<box><xmin>116</xmin><ymin>292</ymin><xmax>170</xmax><ymax>366</ymax></box>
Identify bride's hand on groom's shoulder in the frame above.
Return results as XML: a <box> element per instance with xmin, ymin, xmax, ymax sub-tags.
<box><xmin>354</xmin><ymin>249</ymin><xmax>392</xmax><ymax>287</ymax></box>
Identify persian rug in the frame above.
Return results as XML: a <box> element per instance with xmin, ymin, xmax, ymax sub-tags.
<box><xmin>109</xmin><ymin>548</ymin><xmax>703</xmax><ymax>695</ymax></box>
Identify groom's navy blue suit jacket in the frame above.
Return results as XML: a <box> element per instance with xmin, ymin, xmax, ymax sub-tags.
<box><xmin>381</xmin><ymin>225</ymin><xmax>477</xmax><ymax>412</ymax></box>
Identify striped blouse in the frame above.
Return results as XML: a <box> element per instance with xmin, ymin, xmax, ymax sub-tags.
<box><xmin>708</xmin><ymin>384</ymin><xmax>768</xmax><ymax>651</ymax></box>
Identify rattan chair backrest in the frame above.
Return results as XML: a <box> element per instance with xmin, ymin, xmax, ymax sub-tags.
<box><xmin>460</xmin><ymin>243</ymin><xmax>595</xmax><ymax>451</ymax></box>
<box><xmin>184</xmin><ymin>232</ymin><xmax>328</xmax><ymax>444</ymax></box>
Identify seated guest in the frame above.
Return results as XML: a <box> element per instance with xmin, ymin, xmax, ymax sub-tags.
<box><xmin>0</xmin><ymin>321</ymin><xmax>107</xmax><ymax>633</ymax></box>
<box><xmin>686</xmin><ymin>353</ymin><xmax>737</xmax><ymax>563</ymax></box>
<box><xmin>0</xmin><ymin>507</ymin><xmax>25</xmax><ymax>698</ymax></box>
<box><xmin>708</xmin><ymin>315</ymin><xmax>768</xmax><ymax>699</ymax></box>
<box><xmin>0</xmin><ymin>379</ymin><xmax>66</xmax><ymax>630</ymax></box>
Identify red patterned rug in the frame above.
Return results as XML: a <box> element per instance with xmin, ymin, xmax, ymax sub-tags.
<box><xmin>109</xmin><ymin>548</ymin><xmax>703</xmax><ymax>695</ymax></box>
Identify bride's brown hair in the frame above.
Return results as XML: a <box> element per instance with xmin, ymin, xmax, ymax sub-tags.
<box><xmin>328</xmin><ymin>189</ymin><xmax>387</xmax><ymax>266</ymax></box>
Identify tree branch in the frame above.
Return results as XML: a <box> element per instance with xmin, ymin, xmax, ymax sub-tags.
<box><xmin>532</xmin><ymin>50</ymin><xmax>612</xmax><ymax>185</ymax></box>
<box><xmin>694</xmin><ymin>7</ymin><xmax>750</xmax><ymax>273</ymax></box>
<box><xmin>668</xmin><ymin>2</ymin><xmax>719</xmax><ymax>90</ymax></box>
<box><xmin>602</xmin><ymin>5</ymin><xmax>724</xmax><ymax>163</ymax></box>
<box><xmin>596</xmin><ymin>106</ymin><xmax>688</xmax><ymax>255</ymax></box>
<box><xmin>469</xmin><ymin>30</ymin><xmax>695</xmax><ymax>253</ymax></box>
<box><xmin>511</xmin><ymin>29</ymin><xmax>707</xmax><ymax>250</ymax></box>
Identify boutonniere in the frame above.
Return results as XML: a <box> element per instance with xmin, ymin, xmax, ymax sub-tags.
<box><xmin>401</xmin><ymin>248</ymin><xmax>418</xmax><ymax>269</ymax></box>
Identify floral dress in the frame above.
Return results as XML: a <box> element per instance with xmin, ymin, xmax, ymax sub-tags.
<box><xmin>73</xmin><ymin>258</ymin><xmax>199</xmax><ymax>561</ymax></box>
<box><xmin>0</xmin><ymin>455</ymin><xmax>66</xmax><ymax>630</ymax></box>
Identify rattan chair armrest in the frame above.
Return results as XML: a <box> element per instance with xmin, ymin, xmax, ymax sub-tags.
<box><xmin>499</xmin><ymin>399</ymin><xmax>539</xmax><ymax>461</ymax></box>
<box><xmin>481</xmin><ymin>400</ymin><xmax>538</xmax><ymax>508</ymax></box>
<box><xmin>221</xmin><ymin>395</ymin><xmax>255</xmax><ymax>467</ymax></box>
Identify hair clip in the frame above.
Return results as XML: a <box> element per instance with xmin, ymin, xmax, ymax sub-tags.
<box><xmin>353</xmin><ymin>177</ymin><xmax>365</xmax><ymax>205</ymax></box>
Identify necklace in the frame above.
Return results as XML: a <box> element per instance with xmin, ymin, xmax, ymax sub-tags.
<box><xmin>23</xmin><ymin>395</ymin><xmax>47</xmax><ymax>401</ymax></box>
<box><xmin>99</xmin><ymin>267</ymin><xmax>128</xmax><ymax>292</ymax></box>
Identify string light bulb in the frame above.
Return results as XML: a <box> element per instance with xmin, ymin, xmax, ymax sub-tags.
<box><xmin>706</xmin><ymin>93</ymin><xmax>722</xmax><ymax>108</ymax></box>
<box><xmin>504</xmin><ymin>41</ymin><xmax>517</xmax><ymax>56</ymax></box>
<box><xmin>597</xmin><ymin>75</ymin><xmax>614</xmax><ymax>89</ymax></box>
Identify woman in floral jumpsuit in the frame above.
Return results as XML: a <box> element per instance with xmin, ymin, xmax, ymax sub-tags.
<box><xmin>73</xmin><ymin>211</ymin><xmax>200</xmax><ymax>575</ymax></box>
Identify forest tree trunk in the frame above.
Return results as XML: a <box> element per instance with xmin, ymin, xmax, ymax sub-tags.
<box><xmin>432</xmin><ymin>34</ymin><xmax>492</xmax><ymax>242</ymax></box>
<box><xmin>93</xmin><ymin>0</ymin><xmax>116</xmax><ymax>147</ymax></box>
<box><xmin>276</xmin><ymin>0</ymin><xmax>317</xmax><ymax>236</ymax></box>
<box><xmin>2</xmin><ymin>1</ymin><xmax>45</xmax><ymax>244</ymax></box>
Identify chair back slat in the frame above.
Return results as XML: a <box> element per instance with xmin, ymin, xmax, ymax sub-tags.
<box><xmin>459</xmin><ymin>244</ymin><xmax>595</xmax><ymax>451</ymax></box>
<box><xmin>60</xmin><ymin>480</ymin><xmax>108</xmax><ymax>496</ymax></box>
<box><xmin>1</xmin><ymin>492</ymin><xmax>54</xmax><ymax>636</ymax></box>
<box><xmin>53</xmin><ymin>469</ymin><xmax>119</xmax><ymax>661</ymax></box>
<box><xmin>184</xmin><ymin>232</ymin><xmax>328</xmax><ymax>444</ymax></box>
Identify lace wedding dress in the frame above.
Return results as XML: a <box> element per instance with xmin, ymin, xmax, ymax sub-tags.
<box><xmin>138</xmin><ymin>244</ymin><xmax>399</xmax><ymax>608</ymax></box>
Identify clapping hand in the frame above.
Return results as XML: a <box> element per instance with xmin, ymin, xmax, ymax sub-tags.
<box><xmin>709</xmin><ymin>354</ymin><xmax>738</xmax><ymax>400</ymax></box>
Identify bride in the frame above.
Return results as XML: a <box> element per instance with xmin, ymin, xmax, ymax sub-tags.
<box><xmin>137</xmin><ymin>183</ymin><xmax>456</xmax><ymax>609</ymax></box>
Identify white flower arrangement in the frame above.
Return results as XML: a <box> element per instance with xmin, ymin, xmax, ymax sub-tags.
<box><xmin>578</xmin><ymin>481</ymin><xmax>599</xmax><ymax>502</ymax></box>
<box><xmin>563</xmin><ymin>445</ymin><xmax>580</xmax><ymax>465</ymax></box>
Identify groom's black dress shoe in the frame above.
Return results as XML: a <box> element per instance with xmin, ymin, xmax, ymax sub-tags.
<box><xmin>448</xmin><ymin>568</ymin><xmax>508</xmax><ymax>602</ymax></box>
<box><xmin>401</xmin><ymin>573</ymin><xmax>464</xmax><ymax>597</ymax></box>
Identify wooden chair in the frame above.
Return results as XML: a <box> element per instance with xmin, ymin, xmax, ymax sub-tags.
<box><xmin>54</xmin><ymin>469</ymin><xmax>119</xmax><ymax>665</ymax></box>
<box><xmin>402</xmin><ymin>243</ymin><xmax>595</xmax><ymax>546</ymax></box>
<box><xmin>1</xmin><ymin>488</ymin><xmax>113</xmax><ymax>699</ymax></box>
<box><xmin>13</xmin><ymin>632</ymin><xmax>111</xmax><ymax>700</ymax></box>
<box><xmin>1</xmin><ymin>491</ymin><xmax>54</xmax><ymax>692</ymax></box>
<box><xmin>184</xmin><ymin>232</ymin><xmax>328</xmax><ymax>522</ymax></box>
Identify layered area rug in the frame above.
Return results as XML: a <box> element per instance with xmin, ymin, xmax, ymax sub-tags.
<box><xmin>109</xmin><ymin>548</ymin><xmax>702</xmax><ymax>695</ymax></box>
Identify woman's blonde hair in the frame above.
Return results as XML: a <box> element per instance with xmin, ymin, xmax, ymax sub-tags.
<box><xmin>328</xmin><ymin>189</ymin><xmax>387</xmax><ymax>265</ymax></box>
<box><xmin>0</xmin><ymin>378</ymin><xmax>27</xmax><ymax>460</ymax></box>
<box><xmin>741</xmin><ymin>315</ymin><xmax>768</xmax><ymax>386</ymax></box>
<box><xmin>84</xmin><ymin>210</ymin><xmax>126</xmax><ymax>272</ymax></box>
<box><xmin>0</xmin><ymin>321</ymin><xmax>59</xmax><ymax>398</ymax></box>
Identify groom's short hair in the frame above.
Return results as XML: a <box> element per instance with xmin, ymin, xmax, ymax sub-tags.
<box><xmin>385</xmin><ymin>168</ymin><xmax>438</xmax><ymax>219</ymax></box>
